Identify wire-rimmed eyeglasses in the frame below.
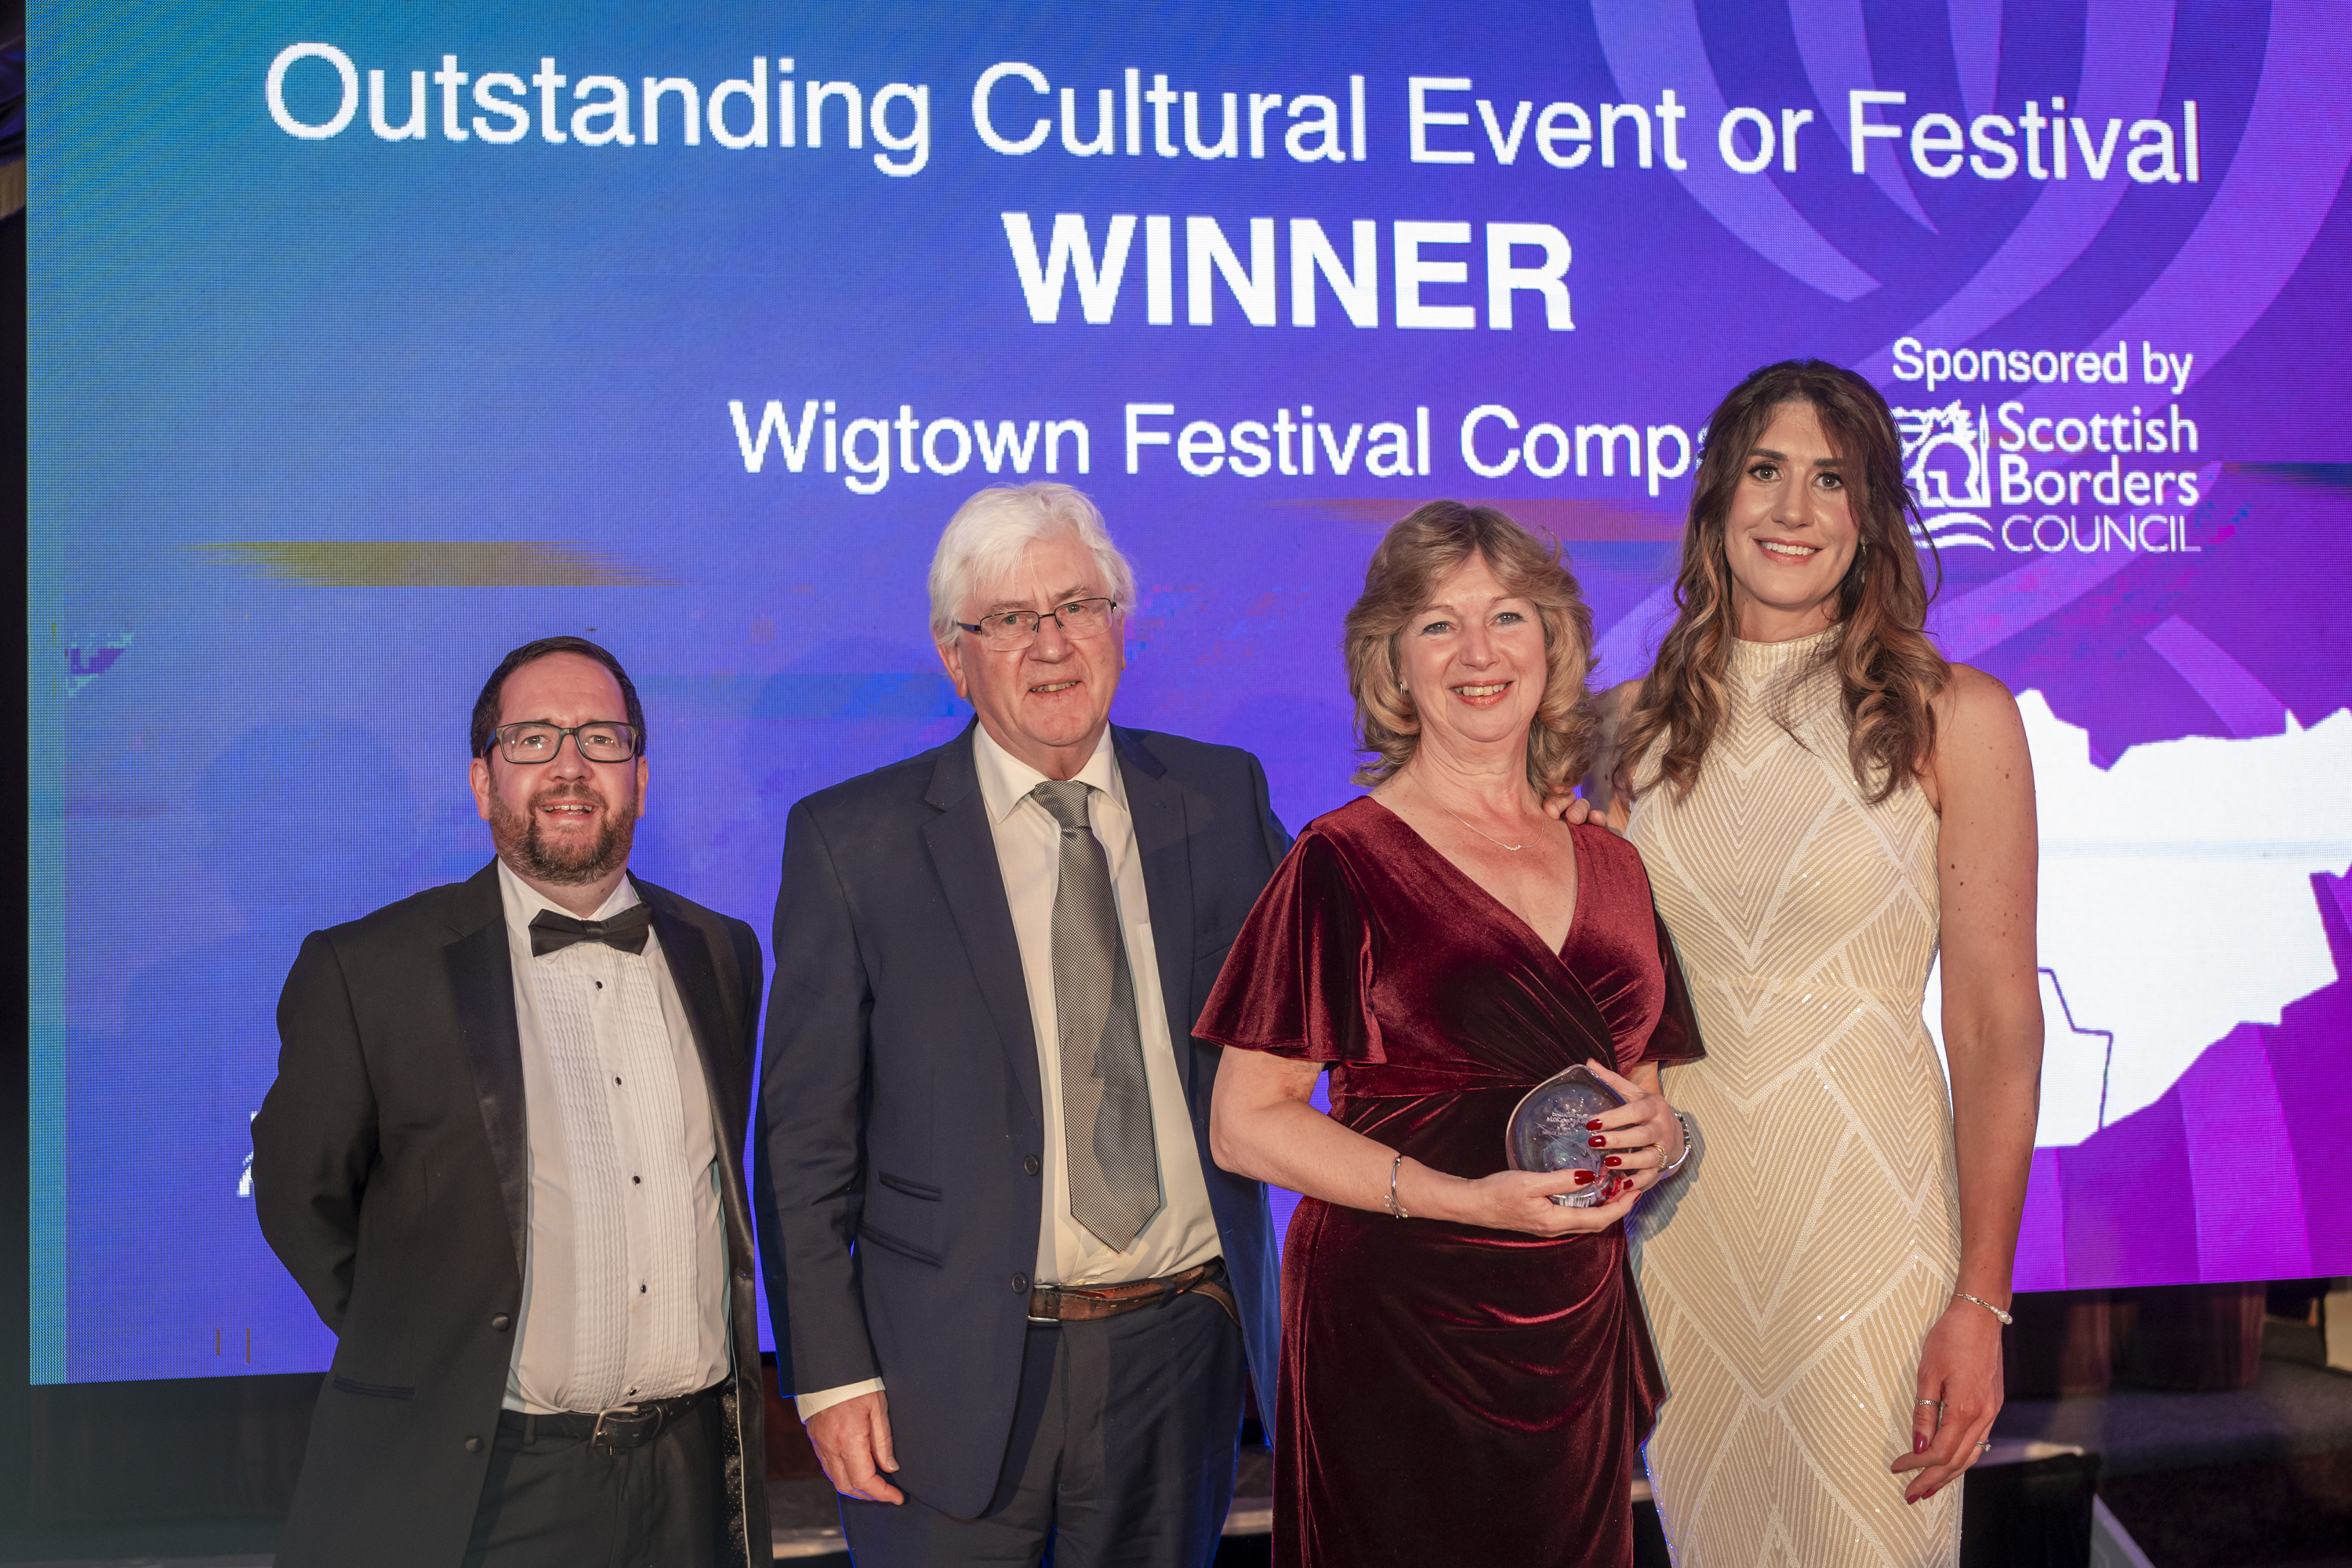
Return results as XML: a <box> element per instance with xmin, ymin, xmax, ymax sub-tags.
<box><xmin>954</xmin><ymin>597</ymin><xmax>1121</xmax><ymax>651</ymax></box>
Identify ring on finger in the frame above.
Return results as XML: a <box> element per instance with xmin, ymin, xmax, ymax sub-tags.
<box><xmin>1915</xmin><ymin>1399</ymin><xmax>1942</xmax><ymax>1408</ymax></box>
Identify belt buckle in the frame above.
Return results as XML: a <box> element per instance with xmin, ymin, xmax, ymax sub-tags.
<box><xmin>591</xmin><ymin>1405</ymin><xmax>658</xmax><ymax>1451</ymax></box>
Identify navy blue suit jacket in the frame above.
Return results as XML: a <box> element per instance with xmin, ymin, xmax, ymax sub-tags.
<box><xmin>754</xmin><ymin>720</ymin><xmax>1287</xmax><ymax>1518</ymax></box>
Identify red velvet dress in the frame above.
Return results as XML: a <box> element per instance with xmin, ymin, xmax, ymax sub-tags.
<box><xmin>1196</xmin><ymin>798</ymin><xmax>1702</xmax><ymax>1568</ymax></box>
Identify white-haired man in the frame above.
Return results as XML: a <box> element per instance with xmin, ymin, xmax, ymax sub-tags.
<box><xmin>754</xmin><ymin>482</ymin><xmax>1286</xmax><ymax>1566</ymax></box>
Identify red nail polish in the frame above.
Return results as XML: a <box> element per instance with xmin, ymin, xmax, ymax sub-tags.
<box><xmin>1605</xmin><ymin>1155</ymin><xmax>1624</xmax><ymax>1167</ymax></box>
<box><xmin>1572</xmin><ymin>1170</ymin><xmax>1595</xmax><ymax>1185</ymax></box>
<box><xmin>1588</xmin><ymin>1134</ymin><xmax>1607</xmax><ymax>1148</ymax></box>
<box><xmin>1914</xmin><ymin>1436</ymin><xmax>1928</xmax><ymax>1454</ymax></box>
<box><xmin>1586</xmin><ymin>1119</ymin><xmax>1606</xmax><ymax>1131</ymax></box>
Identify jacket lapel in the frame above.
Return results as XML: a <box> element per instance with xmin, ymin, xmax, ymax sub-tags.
<box><xmin>1115</xmin><ymin>728</ymin><xmax>1201</xmax><ymax>1097</ymax></box>
<box><xmin>637</xmin><ymin>884</ymin><xmax>748</xmax><ymax>1158</ymax></box>
<box><xmin>922</xmin><ymin>724</ymin><xmax>1045</xmax><ymax>1133</ymax></box>
<box><xmin>443</xmin><ymin>863</ymin><xmax>528</xmax><ymax>1278</ymax></box>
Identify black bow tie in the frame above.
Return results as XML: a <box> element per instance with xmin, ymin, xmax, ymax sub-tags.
<box><xmin>528</xmin><ymin>905</ymin><xmax>654</xmax><ymax>957</ymax></box>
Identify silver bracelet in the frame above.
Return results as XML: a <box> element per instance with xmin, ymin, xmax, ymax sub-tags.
<box><xmin>1384</xmin><ymin>1151</ymin><xmax>1411</xmax><ymax>1219</ymax></box>
<box><xmin>1659</xmin><ymin>1111</ymin><xmax>1694</xmax><ymax>1177</ymax></box>
<box><xmin>1954</xmin><ymin>1290</ymin><xmax>2013</xmax><ymax>1326</ymax></box>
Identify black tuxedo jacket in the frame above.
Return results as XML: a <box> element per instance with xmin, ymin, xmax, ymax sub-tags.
<box><xmin>754</xmin><ymin>721</ymin><xmax>1289</xmax><ymax>1519</ymax></box>
<box><xmin>253</xmin><ymin>862</ymin><xmax>770</xmax><ymax>1568</ymax></box>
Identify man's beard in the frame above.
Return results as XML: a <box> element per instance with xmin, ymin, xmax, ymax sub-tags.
<box><xmin>490</xmin><ymin>781</ymin><xmax>636</xmax><ymax>886</ymax></box>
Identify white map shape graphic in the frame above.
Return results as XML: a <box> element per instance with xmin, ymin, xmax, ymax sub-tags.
<box><xmin>1924</xmin><ymin>693</ymin><xmax>2352</xmax><ymax>1145</ymax></box>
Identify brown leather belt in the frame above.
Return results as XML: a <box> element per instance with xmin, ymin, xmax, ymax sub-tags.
<box><xmin>1028</xmin><ymin>1258</ymin><xmax>1239</xmax><ymax>1330</ymax></box>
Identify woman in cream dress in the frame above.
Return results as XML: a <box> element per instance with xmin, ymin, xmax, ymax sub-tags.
<box><xmin>1594</xmin><ymin>361</ymin><xmax>2044</xmax><ymax>1566</ymax></box>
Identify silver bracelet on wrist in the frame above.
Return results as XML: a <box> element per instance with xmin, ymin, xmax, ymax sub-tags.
<box><xmin>1385</xmin><ymin>1151</ymin><xmax>1411</xmax><ymax>1219</ymax></box>
<box><xmin>1659</xmin><ymin>1111</ymin><xmax>1694</xmax><ymax>1177</ymax></box>
<box><xmin>1954</xmin><ymin>1290</ymin><xmax>2013</xmax><ymax>1326</ymax></box>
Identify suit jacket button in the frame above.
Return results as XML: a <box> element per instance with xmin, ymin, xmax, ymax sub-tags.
<box><xmin>491</xmin><ymin>1314</ymin><xmax>512</xmax><ymax>1333</ymax></box>
<box><xmin>463</xmin><ymin>1437</ymin><xmax>483</xmax><ymax>1454</ymax></box>
<box><xmin>1011</xmin><ymin>1273</ymin><xmax>1031</xmax><ymax>1294</ymax></box>
<box><xmin>1023</xmin><ymin>1156</ymin><xmax>1041</xmax><ymax>1177</ymax></box>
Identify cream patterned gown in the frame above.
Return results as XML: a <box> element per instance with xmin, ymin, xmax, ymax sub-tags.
<box><xmin>1627</xmin><ymin>629</ymin><xmax>1964</xmax><ymax>1567</ymax></box>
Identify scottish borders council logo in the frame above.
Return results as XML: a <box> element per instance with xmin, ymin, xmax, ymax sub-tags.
<box><xmin>1893</xmin><ymin>402</ymin><xmax>1995</xmax><ymax>550</ymax></box>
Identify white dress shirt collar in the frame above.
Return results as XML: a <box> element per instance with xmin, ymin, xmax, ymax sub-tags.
<box><xmin>495</xmin><ymin>858</ymin><xmax>643</xmax><ymax>930</ymax></box>
<box><xmin>972</xmin><ymin>722</ymin><xmax>1122</xmax><ymax>826</ymax></box>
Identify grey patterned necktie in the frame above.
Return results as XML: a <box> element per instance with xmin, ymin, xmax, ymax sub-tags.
<box><xmin>1031</xmin><ymin>780</ymin><xmax>1163</xmax><ymax>1251</ymax></box>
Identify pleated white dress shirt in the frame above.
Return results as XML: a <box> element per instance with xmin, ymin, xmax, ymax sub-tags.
<box><xmin>497</xmin><ymin>861</ymin><xmax>731</xmax><ymax>1414</ymax></box>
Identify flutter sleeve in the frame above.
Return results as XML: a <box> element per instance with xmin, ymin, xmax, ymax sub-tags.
<box><xmin>1641</xmin><ymin>910</ymin><xmax>1705</xmax><ymax>1067</ymax></box>
<box><xmin>1194</xmin><ymin>829</ymin><xmax>1380</xmax><ymax>1063</ymax></box>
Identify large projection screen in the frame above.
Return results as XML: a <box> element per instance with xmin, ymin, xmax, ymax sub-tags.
<box><xmin>28</xmin><ymin>0</ymin><xmax>2352</xmax><ymax>1384</ymax></box>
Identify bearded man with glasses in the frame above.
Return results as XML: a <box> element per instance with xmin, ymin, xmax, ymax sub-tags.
<box><xmin>757</xmin><ymin>482</ymin><xmax>1288</xmax><ymax>1568</ymax></box>
<box><xmin>253</xmin><ymin>636</ymin><xmax>770</xmax><ymax>1568</ymax></box>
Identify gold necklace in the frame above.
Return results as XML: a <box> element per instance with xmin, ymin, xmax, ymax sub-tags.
<box><xmin>1412</xmin><ymin>771</ymin><xmax>1524</xmax><ymax>852</ymax></box>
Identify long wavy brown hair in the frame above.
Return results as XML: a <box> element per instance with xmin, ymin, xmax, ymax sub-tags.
<box><xmin>1345</xmin><ymin>501</ymin><xmax>1597</xmax><ymax>797</ymax></box>
<box><xmin>1619</xmin><ymin>360</ymin><xmax>1947</xmax><ymax>804</ymax></box>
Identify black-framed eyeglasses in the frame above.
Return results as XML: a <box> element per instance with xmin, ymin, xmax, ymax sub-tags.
<box><xmin>955</xmin><ymin>597</ymin><xmax>1121</xmax><ymax>651</ymax></box>
<box><xmin>485</xmin><ymin>720</ymin><xmax>642</xmax><ymax>764</ymax></box>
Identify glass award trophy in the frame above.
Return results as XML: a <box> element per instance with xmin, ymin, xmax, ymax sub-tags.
<box><xmin>1505</xmin><ymin>1063</ymin><xmax>1626</xmax><ymax>1207</ymax></box>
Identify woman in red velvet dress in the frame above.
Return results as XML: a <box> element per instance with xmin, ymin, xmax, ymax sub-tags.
<box><xmin>1201</xmin><ymin>502</ymin><xmax>1702</xmax><ymax>1568</ymax></box>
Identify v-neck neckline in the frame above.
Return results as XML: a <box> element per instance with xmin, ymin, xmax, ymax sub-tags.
<box><xmin>1360</xmin><ymin>795</ymin><xmax>1584</xmax><ymax>961</ymax></box>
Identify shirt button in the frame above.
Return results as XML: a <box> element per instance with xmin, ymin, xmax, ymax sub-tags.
<box><xmin>1023</xmin><ymin>1156</ymin><xmax>1041</xmax><ymax>1177</ymax></box>
<box><xmin>1011</xmin><ymin>1273</ymin><xmax>1031</xmax><ymax>1294</ymax></box>
<box><xmin>491</xmin><ymin>1313</ymin><xmax>512</xmax><ymax>1333</ymax></box>
<box><xmin>463</xmin><ymin>1436</ymin><xmax>483</xmax><ymax>1454</ymax></box>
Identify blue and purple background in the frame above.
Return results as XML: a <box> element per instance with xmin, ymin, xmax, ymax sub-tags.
<box><xmin>27</xmin><ymin>0</ymin><xmax>2351</xmax><ymax>1383</ymax></box>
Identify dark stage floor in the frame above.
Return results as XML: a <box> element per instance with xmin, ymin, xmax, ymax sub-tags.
<box><xmin>10</xmin><ymin>1321</ymin><xmax>2347</xmax><ymax>1566</ymax></box>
